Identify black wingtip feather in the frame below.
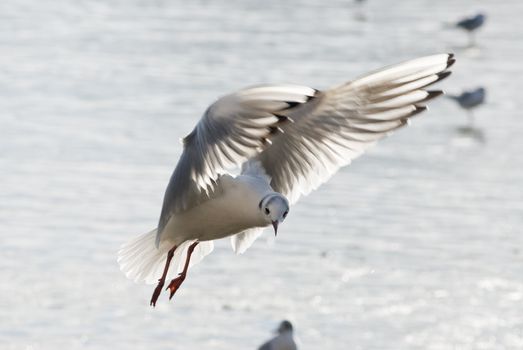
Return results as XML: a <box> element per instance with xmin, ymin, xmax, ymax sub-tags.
<box><xmin>274</xmin><ymin>114</ymin><xmax>288</xmax><ymax>123</ymax></box>
<box><xmin>437</xmin><ymin>71</ymin><xmax>452</xmax><ymax>82</ymax></box>
<box><xmin>182</xmin><ymin>129</ymin><xmax>197</xmax><ymax>146</ymax></box>
<box><xmin>410</xmin><ymin>105</ymin><xmax>428</xmax><ymax>118</ymax></box>
<box><xmin>424</xmin><ymin>90</ymin><xmax>444</xmax><ymax>101</ymax></box>
<box><xmin>268</xmin><ymin>126</ymin><xmax>283</xmax><ymax>135</ymax></box>
<box><xmin>307</xmin><ymin>90</ymin><xmax>320</xmax><ymax>100</ymax></box>
<box><xmin>285</xmin><ymin>101</ymin><xmax>300</xmax><ymax>109</ymax></box>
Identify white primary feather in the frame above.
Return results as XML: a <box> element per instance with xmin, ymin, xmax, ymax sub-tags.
<box><xmin>231</xmin><ymin>227</ymin><xmax>265</xmax><ymax>254</ymax></box>
<box><xmin>349</xmin><ymin>54</ymin><xmax>450</xmax><ymax>88</ymax></box>
<box><xmin>118</xmin><ymin>229</ymin><xmax>214</xmax><ymax>284</ymax></box>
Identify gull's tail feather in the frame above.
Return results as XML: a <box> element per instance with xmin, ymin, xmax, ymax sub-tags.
<box><xmin>117</xmin><ymin>229</ymin><xmax>214</xmax><ymax>285</ymax></box>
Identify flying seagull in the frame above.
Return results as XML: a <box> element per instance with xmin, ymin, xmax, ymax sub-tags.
<box><xmin>258</xmin><ymin>320</ymin><xmax>297</xmax><ymax>350</ymax></box>
<box><xmin>117</xmin><ymin>54</ymin><xmax>455</xmax><ymax>307</ymax></box>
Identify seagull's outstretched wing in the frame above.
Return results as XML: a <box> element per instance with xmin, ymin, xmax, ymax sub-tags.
<box><xmin>253</xmin><ymin>53</ymin><xmax>455</xmax><ymax>203</ymax></box>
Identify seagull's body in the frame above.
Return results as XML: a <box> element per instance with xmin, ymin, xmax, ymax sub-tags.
<box><xmin>117</xmin><ymin>54</ymin><xmax>454</xmax><ymax>306</ymax></box>
<box><xmin>161</xmin><ymin>174</ymin><xmax>268</xmax><ymax>245</ymax></box>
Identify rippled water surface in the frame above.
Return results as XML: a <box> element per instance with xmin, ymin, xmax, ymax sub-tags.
<box><xmin>2</xmin><ymin>0</ymin><xmax>523</xmax><ymax>349</ymax></box>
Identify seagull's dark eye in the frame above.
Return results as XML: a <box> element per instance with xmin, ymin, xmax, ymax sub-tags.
<box><xmin>283</xmin><ymin>211</ymin><xmax>288</xmax><ymax>218</ymax></box>
<box><xmin>265</xmin><ymin>208</ymin><xmax>270</xmax><ymax>215</ymax></box>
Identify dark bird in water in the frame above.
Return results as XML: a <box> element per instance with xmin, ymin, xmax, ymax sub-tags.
<box><xmin>354</xmin><ymin>0</ymin><xmax>367</xmax><ymax>21</ymax></box>
<box><xmin>258</xmin><ymin>320</ymin><xmax>297</xmax><ymax>350</ymax></box>
<box><xmin>455</xmin><ymin>13</ymin><xmax>486</xmax><ymax>46</ymax></box>
<box><xmin>448</xmin><ymin>87</ymin><xmax>486</xmax><ymax>125</ymax></box>
<box><xmin>457</xmin><ymin>13</ymin><xmax>485</xmax><ymax>31</ymax></box>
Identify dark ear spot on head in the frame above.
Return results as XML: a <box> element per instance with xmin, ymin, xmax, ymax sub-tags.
<box><xmin>265</xmin><ymin>208</ymin><xmax>270</xmax><ymax>215</ymax></box>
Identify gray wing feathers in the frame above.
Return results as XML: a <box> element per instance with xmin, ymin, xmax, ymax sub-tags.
<box><xmin>157</xmin><ymin>84</ymin><xmax>316</xmax><ymax>236</ymax></box>
<box><xmin>157</xmin><ymin>54</ymin><xmax>454</xmax><ymax>239</ymax></box>
<box><xmin>256</xmin><ymin>54</ymin><xmax>454</xmax><ymax>203</ymax></box>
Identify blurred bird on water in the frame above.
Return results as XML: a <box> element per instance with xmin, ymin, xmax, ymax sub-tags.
<box><xmin>455</xmin><ymin>13</ymin><xmax>486</xmax><ymax>46</ymax></box>
<box><xmin>448</xmin><ymin>87</ymin><xmax>486</xmax><ymax>125</ymax></box>
<box><xmin>258</xmin><ymin>320</ymin><xmax>297</xmax><ymax>350</ymax></box>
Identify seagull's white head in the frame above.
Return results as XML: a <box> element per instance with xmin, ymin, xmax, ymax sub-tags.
<box><xmin>259</xmin><ymin>193</ymin><xmax>289</xmax><ymax>236</ymax></box>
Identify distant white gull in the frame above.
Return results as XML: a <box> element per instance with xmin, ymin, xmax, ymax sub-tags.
<box><xmin>258</xmin><ymin>320</ymin><xmax>297</xmax><ymax>350</ymax></box>
<box><xmin>117</xmin><ymin>54</ymin><xmax>455</xmax><ymax>306</ymax></box>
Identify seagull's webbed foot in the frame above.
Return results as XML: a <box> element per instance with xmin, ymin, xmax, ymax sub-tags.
<box><xmin>166</xmin><ymin>273</ymin><xmax>186</xmax><ymax>299</ymax></box>
<box><xmin>150</xmin><ymin>280</ymin><xmax>165</xmax><ymax>307</ymax></box>
<box><xmin>165</xmin><ymin>241</ymin><xmax>199</xmax><ymax>301</ymax></box>
<box><xmin>149</xmin><ymin>245</ymin><xmax>177</xmax><ymax>307</ymax></box>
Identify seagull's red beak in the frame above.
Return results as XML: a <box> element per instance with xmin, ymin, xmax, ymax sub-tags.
<box><xmin>272</xmin><ymin>221</ymin><xmax>278</xmax><ymax>236</ymax></box>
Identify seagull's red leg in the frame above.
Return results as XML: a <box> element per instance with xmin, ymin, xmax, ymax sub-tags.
<box><xmin>150</xmin><ymin>244</ymin><xmax>177</xmax><ymax>307</ymax></box>
<box><xmin>166</xmin><ymin>241</ymin><xmax>199</xmax><ymax>300</ymax></box>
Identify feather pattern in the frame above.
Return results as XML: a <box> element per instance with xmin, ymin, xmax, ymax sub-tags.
<box><xmin>157</xmin><ymin>54</ymin><xmax>453</xmax><ymax>237</ymax></box>
<box><xmin>157</xmin><ymin>85</ymin><xmax>316</xmax><ymax>234</ymax></box>
<box><xmin>255</xmin><ymin>54</ymin><xmax>454</xmax><ymax>203</ymax></box>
